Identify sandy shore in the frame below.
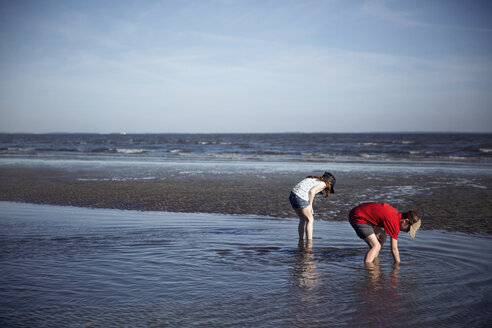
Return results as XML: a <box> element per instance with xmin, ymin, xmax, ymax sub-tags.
<box><xmin>1</xmin><ymin>167</ymin><xmax>491</xmax><ymax>234</ymax></box>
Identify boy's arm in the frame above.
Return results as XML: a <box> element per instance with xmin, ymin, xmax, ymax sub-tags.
<box><xmin>390</xmin><ymin>237</ymin><xmax>400</xmax><ymax>263</ymax></box>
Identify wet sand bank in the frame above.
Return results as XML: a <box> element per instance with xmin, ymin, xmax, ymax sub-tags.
<box><xmin>0</xmin><ymin>167</ymin><xmax>491</xmax><ymax>234</ymax></box>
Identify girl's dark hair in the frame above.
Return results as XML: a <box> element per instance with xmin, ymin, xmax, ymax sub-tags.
<box><xmin>306</xmin><ymin>175</ymin><xmax>332</xmax><ymax>197</ymax></box>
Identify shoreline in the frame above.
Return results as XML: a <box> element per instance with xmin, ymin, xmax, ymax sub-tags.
<box><xmin>1</xmin><ymin>167</ymin><xmax>491</xmax><ymax>234</ymax></box>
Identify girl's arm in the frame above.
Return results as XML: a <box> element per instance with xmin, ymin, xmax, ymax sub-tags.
<box><xmin>308</xmin><ymin>182</ymin><xmax>327</xmax><ymax>205</ymax></box>
<box><xmin>390</xmin><ymin>237</ymin><xmax>400</xmax><ymax>263</ymax></box>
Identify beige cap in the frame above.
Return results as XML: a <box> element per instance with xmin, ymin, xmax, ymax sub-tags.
<box><xmin>409</xmin><ymin>219</ymin><xmax>421</xmax><ymax>239</ymax></box>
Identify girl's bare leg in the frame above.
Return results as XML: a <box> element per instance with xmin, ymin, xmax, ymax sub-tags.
<box><xmin>298</xmin><ymin>218</ymin><xmax>307</xmax><ymax>240</ymax></box>
<box><xmin>295</xmin><ymin>207</ymin><xmax>314</xmax><ymax>240</ymax></box>
<box><xmin>305</xmin><ymin>216</ymin><xmax>314</xmax><ymax>240</ymax></box>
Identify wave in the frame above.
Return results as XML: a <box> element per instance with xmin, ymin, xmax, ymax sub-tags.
<box><xmin>90</xmin><ymin>147</ymin><xmax>116</xmax><ymax>153</ymax></box>
<box><xmin>358</xmin><ymin>140</ymin><xmax>416</xmax><ymax>146</ymax></box>
<box><xmin>3</xmin><ymin>147</ymin><xmax>35</xmax><ymax>152</ymax></box>
<box><xmin>77</xmin><ymin>177</ymin><xmax>156</xmax><ymax>181</ymax></box>
<box><xmin>197</xmin><ymin>141</ymin><xmax>232</xmax><ymax>145</ymax></box>
<box><xmin>116</xmin><ymin>149</ymin><xmax>148</xmax><ymax>154</ymax></box>
<box><xmin>178</xmin><ymin>138</ymin><xmax>232</xmax><ymax>145</ymax></box>
<box><xmin>359</xmin><ymin>153</ymin><xmax>391</xmax><ymax>160</ymax></box>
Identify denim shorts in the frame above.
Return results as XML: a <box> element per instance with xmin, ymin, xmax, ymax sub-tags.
<box><xmin>349</xmin><ymin>219</ymin><xmax>375</xmax><ymax>239</ymax></box>
<box><xmin>289</xmin><ymin>191</ymin><xmax>309</xmax><ymax>209</ymax></box>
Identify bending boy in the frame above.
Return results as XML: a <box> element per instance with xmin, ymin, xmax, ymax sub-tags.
<box><xmin>348</xmin><ymin>202</ymin><xmax>421</xmax><ymax>264</ymax></box>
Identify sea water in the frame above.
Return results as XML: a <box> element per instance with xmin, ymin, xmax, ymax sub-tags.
<box><xmin>1</xmin><ymin>133</ymin><xmax>491</xmax><ymax>183</ymax></box>
<box><xmin>1</xmin><ymin>202</ymin><xmax>490</xmax><ymax>327</ymax></box>
<box><xmin>1</xmin><ymin>133</ymin><xmax>491</xmax><ymax>165</ymax></box>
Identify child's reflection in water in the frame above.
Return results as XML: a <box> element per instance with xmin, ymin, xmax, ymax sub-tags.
<box><xmin>359</xmin><ymin>260</ymin><xmax>403</xmax><ymax>326</ymax></box>
<box><xmin>292</xmin><ymin>240</ymin><xmax>319</xmax><ymax>290</ymax></box>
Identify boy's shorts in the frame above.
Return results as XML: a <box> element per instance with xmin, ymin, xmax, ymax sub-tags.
<box><xmin>349</xmin><ymin>219</ymin><xmax>375</xmax><ymax>239</ymax></box>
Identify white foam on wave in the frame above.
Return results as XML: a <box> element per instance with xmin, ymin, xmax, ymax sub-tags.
<box><xmin>197</xmin><ymin>141</ymin><xmax>232</xmax><ymax>145</ymax></box>
<box><xmin>7</xmin><ymin>147</ymin><xmax>34</xmax><ymax>152</ymax></box>
<box><xmin>359</xmin><ymin>153</ymin><xmax>391</xmax><ymax>161</ymax></box>
<box><xmin>77</xmin><ymin>176</ymin><xmax>156</xmax><ymax>181</ymax></box>
<box><xmin>77</xmin><ymin>178</ymin><xmax>111</xmax><ymax>181</ymax></box>
<box><xmin>110</xmin><ymin>176</ymin><xmax>156</xmax><ymax>181</ymax></box>
<box><xmin>116</xmin><ymin>148</ymin><xmax>147</xmax><ymax>154</ymax></box>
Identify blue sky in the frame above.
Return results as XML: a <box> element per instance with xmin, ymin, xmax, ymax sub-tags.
<box><xmin>1</xmin><ymin>0</ymin><xmax>491</xmax><ymax>133</ymax></box>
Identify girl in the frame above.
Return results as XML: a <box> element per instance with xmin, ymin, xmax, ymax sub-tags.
<box><xmin>289</xmin><ymin>172</ymin><xmax>336</xmax><ymax>240</ymax></box>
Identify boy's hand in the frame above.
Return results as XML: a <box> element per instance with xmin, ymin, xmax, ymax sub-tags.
<box><xmin>390</xmin><ymin>237</ymin><xmax>401</xmax><ymax>263</ymax></box>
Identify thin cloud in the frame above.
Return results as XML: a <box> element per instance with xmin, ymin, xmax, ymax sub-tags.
<box><xmin>361</xmin><ymin>0</ymin><xmax>427</xmax><ymax>27</ymax></box>
<box><xmin>361</xmin><ymin>0</ymin><xmax>492</xmax><ymax>32</ymax></box>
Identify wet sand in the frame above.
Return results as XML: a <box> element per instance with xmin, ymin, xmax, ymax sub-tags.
<box><xmin>0</xmin><ymin>167</ymin><xmax>491</xmax><ymax>234</ymax></box>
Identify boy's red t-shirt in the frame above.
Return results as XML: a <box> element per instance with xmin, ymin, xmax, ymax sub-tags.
<box><xmin>349</xmin><ymin>202</ymin><xmax>402</xmax><ymax>239</ymax></box>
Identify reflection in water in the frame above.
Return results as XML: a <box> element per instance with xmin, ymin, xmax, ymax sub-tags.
<box><xmin>352</xmin><ymin>260</ymin><xmax>403</xmax><ymax>328</ymax></box>
<box><xmin>290</xmin><ymin>239</ymin><xmax>323</xmax><ymax>326</ymax></box>
<box><xmin>292</xmin><ymin>240</ymin><xmax>319</xmax><ymax>289</ymax></box>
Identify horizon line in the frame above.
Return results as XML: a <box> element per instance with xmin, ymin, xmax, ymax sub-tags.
<box><xmin>1</xmin><ymin>131</ymin><xmax>491</xmax><ymax>135</ymax></box>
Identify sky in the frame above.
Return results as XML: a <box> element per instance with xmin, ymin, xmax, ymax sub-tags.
<box><xmin>1</xmin><ymin>0</ymin><xmax>491</xmax><ymax>133</ymax></box>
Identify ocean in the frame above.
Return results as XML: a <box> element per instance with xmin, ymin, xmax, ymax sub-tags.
<box><xmin>1</xmin><ymin>132</ymin><xmax>491</xmax><ymax>166</ymax></box>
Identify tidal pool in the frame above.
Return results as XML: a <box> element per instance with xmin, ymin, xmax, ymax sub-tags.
<box><xmin>0</xmin><ymin>202</ymin><xmax>490</xmax><ymax>327</ymax></box>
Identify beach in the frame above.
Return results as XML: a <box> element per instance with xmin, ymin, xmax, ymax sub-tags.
<box><xmin>1</xmin><ymin>165</ymin><xmax>491</xmax><ymax>234</ymax></box>
<box><xmin>2</xmin><ymin>0</ymin><xmax>492</xmax><ymax>324</ymax></box>
<box><xmin>1</xmin><ymin>132</ymin><xmax>491</xmax><ymax>232</ymax></box>
<box><xmin>1</xmin><ymin>133</ymin><xmax>492</xmax><ymax>327</ymax></box>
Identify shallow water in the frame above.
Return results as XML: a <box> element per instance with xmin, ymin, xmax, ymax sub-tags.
<box><xmin>1</xmin><ymin>202</ymin><xmax>491</xmax><ymax>327</ymax></box>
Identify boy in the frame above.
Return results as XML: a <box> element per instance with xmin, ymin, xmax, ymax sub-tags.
<box><xmin>348</xmin><ymin>202</ymin><xmax>421</xmax><ymax>264</ymax></box>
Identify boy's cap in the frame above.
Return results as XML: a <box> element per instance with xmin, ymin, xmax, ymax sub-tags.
<box><xmin>409</xmin><ymin>219</ymin><xmax>421</xmax><ymax>239</ymax></box>
<box><xmin>322</xmin><ymin>172</ymin><xmax>336</xmax><ymax>193</ymax></box>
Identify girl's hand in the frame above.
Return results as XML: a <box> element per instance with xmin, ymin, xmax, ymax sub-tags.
<box><xmin>308</xmin><ymin>204</ymin><xmax>314</xmax><ymax>216</ymax></box>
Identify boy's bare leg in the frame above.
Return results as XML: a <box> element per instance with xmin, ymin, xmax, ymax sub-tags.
<box><xmin>363</xmin><ymin>234</ymin><xmax>382</xmax><ymax>263</ymax></box>
<box><xmin>374</xmin><ymin>227</ymin><xmax>387</xmax><ymax>246</ymax></box>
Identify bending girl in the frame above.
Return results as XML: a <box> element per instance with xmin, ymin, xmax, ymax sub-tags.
<box><xmin>289</xmin><ymin>172</ymin><xmax>336</xmax><ymax>241</ymax></box>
